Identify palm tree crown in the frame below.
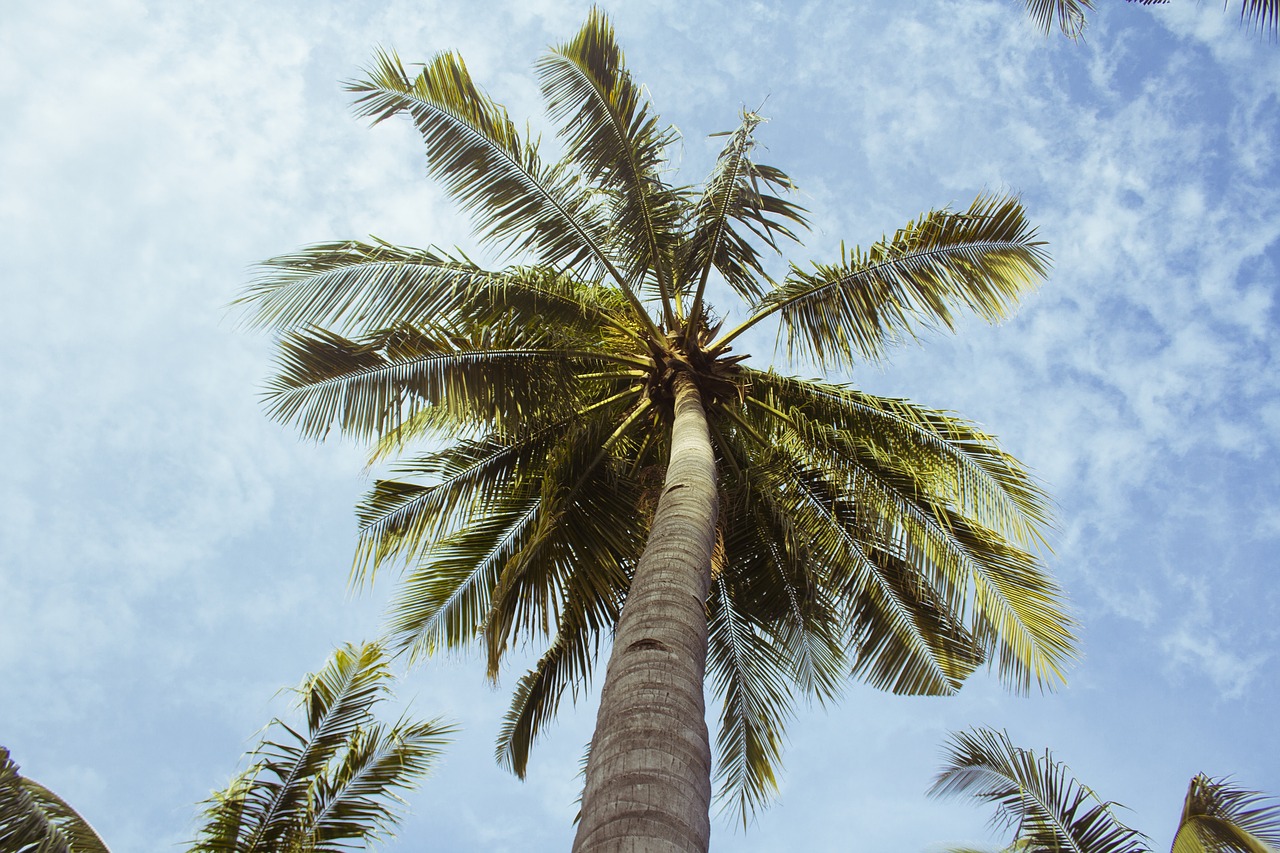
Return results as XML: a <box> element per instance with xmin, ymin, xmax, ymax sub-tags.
<box><xmin>240</xmin><ymin>8</ymin><xmax>1076</xmax><ymax>847</ymax></box>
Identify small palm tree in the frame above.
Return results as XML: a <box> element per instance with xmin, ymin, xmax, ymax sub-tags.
<box><xmin>190</xmin><ymin>642</ymin><xmax>453</xmax><ymax>852</ymax></box>
<box><xmin>240</xmin><ymin>9</ymin><xmax>1076</xmax><ymax>851</ymax></box>
<box><xmin>1026</xmin><ymin>0</ymin><xmax>1279</xmax><ymax>41</ymax></box>
<box><xmin>0</xmin><ymin>746</ymin><xmax>111</xmax><ymax>853</ymax></box>
<box><xmin>931</xmin><ymin>726</ymin><xmax>1280</xmax><ymax>853</ymax></box>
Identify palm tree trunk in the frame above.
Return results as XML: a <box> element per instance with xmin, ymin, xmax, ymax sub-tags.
<box><xmin>572</xmin><ymin>372</ymin><xmax>718</xmax><ymax>853</ymax></box>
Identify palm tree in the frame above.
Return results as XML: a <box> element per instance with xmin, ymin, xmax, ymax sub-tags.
<box><xmin>190</xmin><ymin>642</ymin><xmax>453</xmax><ymax>852</ymax></box>
<box><xmin>1</xmin><ymin>746</ymin><xmax>111</xmax><ymax>852</ymax></box>
<box><xmin>931</xmin><ymin>726</ymin><xmax>1280</xmax><ymax>853</ymax></box>
<box><xmin>239</xmin><ymin>9</ymin><xmax>1077</xmax><ymax>851</ymax></box>
<box><xmin>1026</xmin><ymin>0</ymin><xmax>1279</xmax><ymax>41</ymax></box>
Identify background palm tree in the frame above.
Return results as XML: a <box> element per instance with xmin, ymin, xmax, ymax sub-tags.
<box><xmin>931</xmin><ymin>726</ymin><xmax>1280</xmax><ymax>853</ymax></box>
<box><xmin>1026</xmin><ymin>0</ymin><xmax>1279</xmax><ymax>40</ymax></box>
<box><xmin>239</xmin><ymin>9</ymin><xmax>1077</xmax><ymax>851</ymax></box>
<box><xmin>1</xmin><ymin>746</ymin><xmax>111</xmax><ymax>853</ymax></box>
<box><xmin>190</xmin><ymin>642</ymin><xmax>453</xmax><ymax>853</ymax></box>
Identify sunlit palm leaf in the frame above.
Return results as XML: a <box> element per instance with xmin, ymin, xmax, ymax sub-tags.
<box><xmin>707</xmin><ymin>575</ymin><xmax>793</xmax><ymax>824</ymax></box>
<box><xmin>0</xmin><ymin>747</ymin><xmax>110</xmax><ymax>853</ymax></box>
<box><xmin>539</xmin><ymin>9</ymin><xmax>684</xmax><ymax>317</ymax></box>
<box><xmin>734</xmin><ymin>193</ymin><xmax>1048</xmax><ymax>367</ymax></box>
<box><xmin>241</xmin><ymin>241</ymin><xmax>638</xmax><ymax>344</ymax></box>
<box><xmin>1171</xmin><ymin>774</ymin><xmax>1280</xmax><ymax>853</ymax></box>
<box><xmin>746</xmin><ymin>370</ymin><xmax>1052</xmax><ymax>548</ymax></box>
<box><xmin>930</xmin><ymin>727</ymin><xmax>1150</xmax><ymax>853</ymax></box>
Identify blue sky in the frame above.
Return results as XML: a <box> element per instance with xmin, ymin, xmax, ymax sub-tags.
<box><xmin>2</xmin><ymin>1</ymin><xmax>1278</xmax><ymax>850</ymax></box>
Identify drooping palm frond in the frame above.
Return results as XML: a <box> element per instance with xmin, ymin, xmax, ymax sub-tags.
<box><xmin>1171</xmin><ymin>774</ymin><xmax>1280</xmax><ymax>853</ymax></box>
<box><xmin>738</xmin><ymin>372</ymin><xmax>1072</xmax><ymax>693</ymax></box>
<box><xmin>930</xmin><ymin>727</ymin><xmax>1151</xmax><ymax>853</ymax></box>
<box><xmin>0</xmin><ymin>747</ymin><xmax>110</xmax><ymax>853</ymax></box>
<box><xmin>538</xmin><ymin>8</ymin><xmax>685</xmax><ymax>322</ymax></box>
<box><xmin>495</xmin><ymin>574</ymin><xmax>620</xmax><ymax>779</ymax></box>
<box><xmin>720</xmin><ymin>193</ymin><xmax>1049</xmax><ymax>367</ymax></box>
<box><xmin>190</xmin><ymin>642</ymin><xmax>453</xmax><ymax>853</ymax></box>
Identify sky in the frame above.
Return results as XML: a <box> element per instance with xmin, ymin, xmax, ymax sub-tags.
<box><xmin>1</xmin><ymin>0</ymin><xmax>1278</xmax><ymax>850</ymax></box>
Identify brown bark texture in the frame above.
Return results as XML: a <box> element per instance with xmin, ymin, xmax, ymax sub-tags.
<box><xmin>572</xmin><ymin>372</ymin><xmax>719</xmax><ymax>853</ymax></box>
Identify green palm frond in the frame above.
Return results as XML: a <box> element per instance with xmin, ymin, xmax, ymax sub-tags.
<box><xmin>1</xmin><ymin>747</ymin><xmax>110</xmax><ymax>853</ymax></box>
<box><xmin>683</xmin><ymin>110</ymin><xmax>808</xmax><ymax>313</ymax></box>
<box><xmin>495</xmin><ymin>578</ymin><xmax>618</xmax><ymax>779</ymax></box>
<box><xmin>725</xmin><ymin>193</ymin><xmax>1048</xmax><ymax>367</ymax></box>
<box><xmin>738</xmin><ymin>373</ymin><xmax>1071</xmax><ymax>694</ymax></box>
<box><xmin>746</xmin><ymin>370</ymin><xmax>1053</xmax><ymax>548</ymax></box>
<box><xmin>930</xmin><ymin>727</ymin><xmax>1151</xmax><ymax>853</ymax></box>
<box><xmin>538</xmin><ymin>7</ymin><xmax>685</xmax><ymax>321</ymax></box>
<box><xmin>706</xmin><ymin>575</ymin><xmax>794</xmax><ymax>824</ymax></box>
<box><xmin>237</xmin><ymin>240</ymin><xmax>488</xmax><ymax>333</ymax></box>
<box><xmin>347</xmin><ymin>50</ymin><xmax>651</xmax><ymax>318</ymax></box>
<box><xmin>240</xmin><ymin>242</ymin><xmax>638</xmax><ymax>342</ymax></box>
<box><xmin>263</xmin><ymin>322</ymin><xmax>629</xmax><ymax>441</ymax></box>
<box><xmin>354</xmin><ymin>427</ymin><xmax>577</xmax><ymax>583</ymax></box>
<box><xmin>1172</xmin><ymin>774</ymin><xmax>1280</xmax><ymax>853</ymax></box>
<box><xmin>190</xmin><ymin>642</ymin><xmax>453</xmax><ymax>852</ymax></box>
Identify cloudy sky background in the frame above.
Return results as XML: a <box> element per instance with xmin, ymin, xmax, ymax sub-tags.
<box><xmin>2</xmin><ymin>0</ymin><xmax>1278</xmax><ymax>850</ymax></box>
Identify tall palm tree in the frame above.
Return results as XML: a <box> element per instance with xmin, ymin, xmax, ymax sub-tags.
<box><xmin>0</xmin><ymin>746</ymin><xmax>111</xmax><ymax>853</ymax></box>
<box><xmin>931</xmin><ymin>726</ymin><xmax>1280</xmax><ymax>853</ymax></box>
<box><xmin>190</xmin><ymin>642</ymin><xmax>453</xmax><ymax>852</ymax></box>
<box><xmin>1026</xmin><ymin>0</ymin><xmax>1279</xmax><ymax>41</ymax></box>
<box><xmin>239</xmin><ymin>10</ymin><xmax>1077</xmax><ymax>851</ymax></box>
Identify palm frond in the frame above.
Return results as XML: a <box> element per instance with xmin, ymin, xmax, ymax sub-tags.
<box><xmin>495</xmin><ymin>579</ymin><xmax>617</xmax><ymax>779</ymax></box>
<box><xmin>735</xmin><ymin>375</ymin><xmax>1072</xmax><ymax>694</ymax></box>
<box><xmin>684</xmin><ymin>111</ymin><xmax>807</xmax><ymax>313</ymax></box>
<box><xmin>354</xmin><ymin>426</ymin><xmax>573</xmax><ymax>584</ymax></box>
<box><xmin>239</xmin><ymin>242</ymin><xmax>639</xmax><ymax>343</ymax></box>
<box><xmin>0</xmin><ymin>747</ymin><xmax>110</xmax><ymax>853</ymax></box>
<box><xmin>1025</xmin><ymin>0</ymin><xmax>1096</xmax><ymax>39</ymax></box>
<box><xmin>538</xmin><ymin>7</ymin><xmax>684</xmax><ymax>320</ymax></box>
<box><xmin>706</xmin><ymin>574</ymin><xmax>793</xmax><ymax>824</ymax></box>
<box><xmin>745</xmin><ymin>370</ymin><xmax>1053</xmax><ymax>549</ymax></box>
<box><xmin>725</xmin><ymin>193</ymin><xmax>1048</xmax><ymax>367</ymax></box>
<box><xmin>191</xmin><ymin>643</ymin><xmax>453</xmax><ymax>852</ymax></box>
<box><xmin>237</xmin><ymin>240</ymin><xmax>489</xmax><ymax>333</ymax></box>
<box><xmin>930</xmin><ymin>727</ymin><xmax>1150</xmax><ymax>853</ymax></box>
<box><xmin>263</xmin><ymin>322</ymin><xmax>618</xmax><ymax>442</ymax></box>
<box><xmin>1172</xmin><ymin>774</ymin><xmax>1280</xmax><ymax>853</ymax></box>
<box><xmin>303</xmin><ymin>717</ymin><xmax>453</xmax><ymax>849</ymax></box>
<box><xmin>347</xmin><ymin>49</ymin><xmax>649</xmax><ymax>317</ymax></box>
